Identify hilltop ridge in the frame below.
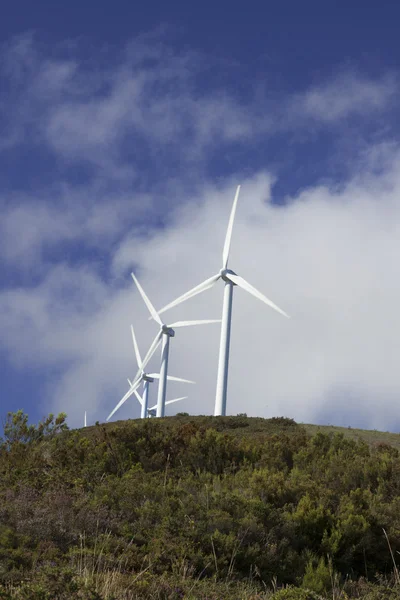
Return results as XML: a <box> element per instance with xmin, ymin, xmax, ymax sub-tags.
<box><xmin>92</xmin><ymin>413</ymin><xmax>400</xmax><ymax>448</ymax></box>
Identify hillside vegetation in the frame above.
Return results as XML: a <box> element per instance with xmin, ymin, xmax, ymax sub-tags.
<box><xmin>1</xmin><ymin>411</ymin><xmax>400</xmax><ymax>599</ymax></box>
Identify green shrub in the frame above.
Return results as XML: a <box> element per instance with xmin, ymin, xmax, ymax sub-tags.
<box><xmin>301</xmin><ymin>556</ymin><xmax>332</xmax><ymax>594</ymax></box>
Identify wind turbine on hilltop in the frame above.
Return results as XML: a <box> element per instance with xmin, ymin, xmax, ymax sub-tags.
<box><xmin>129</xmin><ymin>382</ymin><xmax>188</xmax><ymax>418</ymax></box>
<box><xmin>131</xmin><ymin>273</ymin><xmax>220</xmax><ymax>417</ymax></box>
<box><xmin>106</xmin><ymin>323</ymin><xmax>194</xmax><ymax>421</ymax></box>
<box><xmin>154</xmin><ymin>185</ymin><xmax>290</xmax><ymax>417</ymax></box>
<box><xmin>147</xmin><ymin>397</ymin><xmax>187</xmax><ymax>417</ymax></box>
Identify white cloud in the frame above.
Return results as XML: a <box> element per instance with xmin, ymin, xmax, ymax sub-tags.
<box><xmin>0</xmin><ymin>186</ymin><xmax>155</xmax><ymax>267</ymax></box>
<box><xmin>3</xmin><ymin>157</ymin><xmax>400</xmax><ymax>430</ymax></box>
<box><xmin>2</xmin><ymin>34</ymin><xmax>400</xmax><ymax>430</ymax></box>
<box><xmin>291</xmin><ymin>71</ymin><xmax>398</xmax><ymax>123</ymax></box>
<box><xmin>1</xmin><ymin>33</ymin><xmax>259</xmax><ymax>170</ymax></box>
<box><xmin>2</xmin><ymin>35</ymin><xmax>397</xmax><ymax>172</ymax></box>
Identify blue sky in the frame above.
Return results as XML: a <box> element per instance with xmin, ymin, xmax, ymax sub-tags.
<box><xmin>2</xmin><ymin>1</ymin><xmax>400</xmax><ymax>431</ymax></box>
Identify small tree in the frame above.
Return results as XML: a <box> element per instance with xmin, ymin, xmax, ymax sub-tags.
<box><xmin>1</xmin><ymin>410</ymin><xmax>68</xmax><ymax>448</ymax></box>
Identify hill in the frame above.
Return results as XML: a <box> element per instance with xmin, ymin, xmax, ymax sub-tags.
<box><xmin>98</xmin><ymin>413</ymin><xmax>400</xmax><ymax>446</ymax></box>
<box><xmin>1</xmin><ymin>411</ymin><xmax>400</xmax><ymax>599</ymax></box>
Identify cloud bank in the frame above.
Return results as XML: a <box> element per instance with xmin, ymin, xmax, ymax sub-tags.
<box><xmin>1</xmin><ymin>33</ymin><xmax>400</xmax><ymax>431</ymax></box>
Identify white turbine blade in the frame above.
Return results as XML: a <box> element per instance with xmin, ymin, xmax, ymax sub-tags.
<box><xmin>130</xmin><ymin>324</ymin><xmax>142</xmax><ymax>369</ymax></box>
<box><xmin>226</xmin><ymin>273</ymin><xmax>290</xmax><ymax>318</ymax></box>
<box><xmin>147</xmin><ymin>373</ymin><xmax>195</xmax><ymax>384</ymax></box>
<box><xmin>106</xmin><ymin>379</ymin><xmax>141</xmax><ymax>421</ymax></box>
<box><xmin>133</xmin><ymin>389</ymin><xmax>143</xmax><ymax>406</ymax></box>
<box><xmin>222</xmin><ymin>185</ymin><xmax>240</xmax><ymax>269</ymax></box>
<box><xmin>148</xmin><ymin>397</ymin><xmax>187</xmax><ymax>411</ymax></box>
<box><xmin>166</xmin><ymin>375</ymin><xmax>195</xmax><ymax>384</ymax></box>
<box><xmin>170</xmin><ymin>319</ymin><xmax>221</xmax><ymax>328</ymax></box>
<box><xmin>131</xmin><ymin>272</ymin><xmax>163</xmax><ymax>325</ymax></box>
<box><xmin>140</xmin><ymin>331</ymin><xmax>163</xmax><ymax>372</ymax></box>
<box><xmin>155</xmin><ymin>274</ymin><xmax>220</xmax><ymax>317</ymax></box>
<box><xmin>165</xmin><ymin>396</ymin><xmax>187</xmax><ymax>406</ymax></box>
<box><xmin>128</xmin><ymin>370</ymin><xmax>144</xmax><ymax>392</ymax></box>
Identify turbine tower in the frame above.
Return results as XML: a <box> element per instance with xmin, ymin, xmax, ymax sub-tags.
<box><xmin>131</xmin><ymin>273</ymin><xmax>220</xmax><ymax>417</ymax></box>
<box><xmin>154</xmin><ymin>185</ymin><xmax>290</xmax><ymax>417</ymax></box>
<box><xmin>106</xmin><ymin>324</ymin><xmax>194</xmax><ymax>422</ymax></box>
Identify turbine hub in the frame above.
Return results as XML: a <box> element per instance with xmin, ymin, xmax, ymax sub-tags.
<box><xmin>162</xmin><ymin>325</ymin><xmax>175</xmax><ymax>337</ymax></box>
<box><xmin>143</xmin><ymin>374</ymin><xmax>155</xmax><ymax>383</ymax></box>
<box><xmin>220</xmin><ymin>268</ymin><xmax>237</xmax><ymax>283</ymax></box>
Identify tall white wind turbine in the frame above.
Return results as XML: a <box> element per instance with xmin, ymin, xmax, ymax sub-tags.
<box><xmin>154</xmin><ymin>185</ymin><xmax>290</xmax><ymax>417</ymax></box>
<box><xmin>106</xmin><ymin>332</ymin><xmax>160</xmax><ymax>422</ymax></box>
<box><xmin>147</xmin><ymin>397</ymin><xmax>187</xmax><ymax>417</ymax></box>
<box><xmin>130</xmin><ymin>385</ymin><xmax>188</xmax><ymax>418</ymax></box>
<box><xmin>131</xmin><ymin>273</ymin><xmax>220</xmax><ymax>418</ymax></box>
<box><xmin>106</xmin><ymin>324</ymin><xmax>195</xmax><ymax>421</ymax></box>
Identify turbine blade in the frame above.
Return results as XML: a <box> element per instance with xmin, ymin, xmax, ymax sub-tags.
<box><xmin>155</xmin><ymin>274</ymin><xmax>220</xmax><ymax>317</ymax></box>
<box><xmin>226</xmin><ymin>273</ymin><xmax>290</xmax><ymax>318</ymax></box>
<box><xmin>106</xmin><ymin>379</ymin><xmax>141</xmax><ymax>421</ymax></box>
<box><xmin>128</xmin><ymin>370</ymin><xmax>144</xmax><ymax>392</ymax></box>
<box><xmin>165</xmin><ymin>397</ymin><xmax>187</xmax><ymax>406</ymax></box>
<box><xmin>222</xmin><ymin>185</ymin><xmax>240</xmax><ymax>269</ymax></box>
<box><xmin>128</xmin><ymin>353</ymin><xmax>153</xmax><ymax>394</ymax></box>
<box><xmin>133</xmin><ymin>389</ymin><xmax>143</xmax><ymax>405</ymax></box>
<box><xmin>148</xmin><ymin>397</ymin><xmax>187</xmax><ymax>411</ymax></box>
<box><xmin>147</xmin><ymin>373</ymin><xmax>195</xmax><ymax>384</ymax></box>
<box><xmin>130</xmin><ymin>324</ymin><xmax>142</xmax><ymax>369</ymax></box>
<box><xmin>166</xmin><ymin>375</ymin><xmax>195</xmax><ymax>384</ymax></box>
<box><xmin>170</xmin><ymin>319</ymin><xmax>221</xmax><ymax>328</ymax></box>
<box><xmin>140</xmin><ymin>331</ymin><xmax>163</xmax><ymax>372</ymax></box>
<box><xmin>131</xmin><ymin>272</ymin><xmax>162</xmax><ymax>325</ymax></box>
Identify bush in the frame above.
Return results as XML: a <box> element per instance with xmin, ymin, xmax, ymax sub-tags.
<box><xmin>301</xmin><ymin>556</ymin><xmax>332</xmax><ymax>594</ymax></box>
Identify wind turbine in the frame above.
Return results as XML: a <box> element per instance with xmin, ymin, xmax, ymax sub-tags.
<box><xmin>130</xmin><ymin>384</ymin><xmax>188</xmax><ymax>418</ymax></box>
<box><xmin>131</xmin><ymin>273</ymin><xmax>220</xmax><ymax>418</ymax></box>
<box><xmin>106</xmin><ymin>324</ymin><xmax>195</xmax><ymax>421</ymax></box>
<box><xmin>147</xmin><ymin>397</ymin><xmax>187</xmax><ymax>417</ymax></box>
<box><xmin>105</xmin><ymin>331</ymin><xmax>160</xmax><ymax>422</ymax></box>
<box><xmin>154</xmin><ymin>185</ymin><xmax>290</xmax><ymax>417</ymax></box>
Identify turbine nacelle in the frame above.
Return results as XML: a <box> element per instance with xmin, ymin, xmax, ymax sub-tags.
<box><xmin>220</xmin><ymin>268</ymin><xmax>237</xmax><ymax>283</ymax></box>
<box><xmin>142</xmin><ymin>373</ymin><xmax>155</xmax><ymax>383</ymax></box>
<box><xmin>162</xmin><ymin>325</ymin><xmax>175</xmax><ymax>337</ymax></box>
